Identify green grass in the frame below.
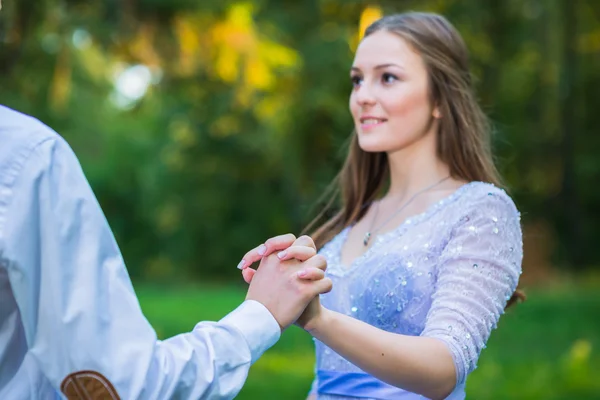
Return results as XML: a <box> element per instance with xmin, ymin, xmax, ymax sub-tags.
<box><xmin>137</xmin><ymin>282</ymin><xmax>600</xmax><ymax>400</ymax></box>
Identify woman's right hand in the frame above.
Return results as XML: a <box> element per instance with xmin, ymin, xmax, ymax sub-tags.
<box><xmin>294</xmin><ymin>280</ymin><xmax>327</xmax><ymax>332</ymax></box>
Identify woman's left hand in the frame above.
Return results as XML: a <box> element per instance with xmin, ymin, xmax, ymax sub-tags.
<box><xmin>238</xmin><ymin>234</ymin><xmax>325</xmax><ymax>283</ymax></box>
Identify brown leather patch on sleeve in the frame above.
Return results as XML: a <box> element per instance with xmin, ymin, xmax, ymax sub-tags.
<box><xmin>60</xmin><ymin>370</ymin><xmax>121</xmax><ymax>400</ymax></box>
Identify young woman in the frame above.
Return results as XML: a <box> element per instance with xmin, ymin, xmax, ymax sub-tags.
<box><xmin>240</xmin><ymin>12</ymin><xmax>524</xmax><ymax>400</ymax></box>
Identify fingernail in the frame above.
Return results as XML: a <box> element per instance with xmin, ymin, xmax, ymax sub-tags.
<box><xmin>237</xmin><ymin>260</ymin><xmax>245</xmax><ymax>270</ymax></box>
<box><xmin>257</xmin><ymin>245</ymin><xmax>267</xmax><ymax>256</ymax></box>
<box><xmin>277</xmin><ymin>250</ymin><xmax>287</xmax><ymax>259</ymax></box>
<box><xmin>297</xmin><ymin>270</ymin><xmax>307</xmax><ymax>277</ymax></box>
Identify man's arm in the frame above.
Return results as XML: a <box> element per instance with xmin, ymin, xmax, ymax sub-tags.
<box><xmin>4</xmin><ymin>136</ymin><xmax>280</xmax><ymax>399</ymax></box>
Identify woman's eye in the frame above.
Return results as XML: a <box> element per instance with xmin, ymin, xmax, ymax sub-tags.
<box><xmin>382</xmin><ymin>73</ymin><xmax>398</xmax><ymax>84</ymax></box>
<box><xmin>351</xmin><ymin>76</ymin><xmax>362</xmax><ymax>87</ymax></box>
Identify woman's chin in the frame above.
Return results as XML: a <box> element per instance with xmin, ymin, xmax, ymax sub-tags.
<box><xmin>359</xmin><ymin>145</ymin><xmax>387</xmax><ymax>154</ymax></box>
<box><xmin>357</xmin><ymin>137</ymin><xmax>392</xmax><ymax>154</ymax></box>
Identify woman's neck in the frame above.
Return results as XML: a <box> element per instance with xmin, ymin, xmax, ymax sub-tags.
<box><xmin>385</xmin><ymin>138</ymin><xmax>451</xmax><ymax>201</ymax></box>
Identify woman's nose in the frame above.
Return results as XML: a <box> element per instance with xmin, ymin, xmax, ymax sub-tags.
<box><xmin>354</xmin><ymin>84</ymin><xmax>376</xmax><ymax>106</ymax></box>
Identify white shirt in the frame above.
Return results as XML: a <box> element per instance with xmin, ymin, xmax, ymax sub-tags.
<box><xmin>0</xmin><ymin>105</ymin><xmax>281</xmax><ymax>399</ymax></box>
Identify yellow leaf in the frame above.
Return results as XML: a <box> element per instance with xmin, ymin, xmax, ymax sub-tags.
<box><xmin>207</xmin><ymin>1</ymin><xmax>301</xmax><ymax>108</ymax></box>
<box><xmin>254</xmin><ymin>96</ymin><xmax>280</xmax><ymax>122</ymax></box>
<box><xmin>214</xmin><ymin>2</ymin><xmax>256</xmax><ymax>52</ymax></box>
<box><xmin>228</xmin><ymin>2</ymin><xmax>255</xmax><ymax>33</ymax></box>
<box><xmin>131</xmin><ymin>23</ymin><xmax>161</xmax><ymax>68</ymax></box>
<box><xmin>50</xmin><ymin>45</ymin><xmax>71</xmax><ymax>112</ymax></box>
<box><xmin>260</xmin><ymin>41</ymin><xmax>299</xmax><ymax>68</ymax></box>
<box><xmin>215</xmin><ymin>45</ymin><xmax>240</xmax><ymax>83</ymax></box>
<box><xmin>578</xmin><ymin>31</ymin><xmax>600</xmax><ymax>53</ymax></box>
<box><xmin>359</xmin><ymin>5</ymin><xmax>383</xmax><ymax>40</ymax></box>
<box><xmin>235</xmin><ymin>86</ymin><xmax>253</xmax><ymax>109</ymax></box>
<box><xmin>174</xmin><ymin>16</ymin><xmax>201</xmax><ymax>76</ymax></box>
<box><xmin>245</xmin><ymin>57</ymin><xmax>274</xmax><ymax>90</ymax></box>
<box><xmin>350</xmin><ymin>5</ymin><xmax>383</xmax><ymax>51</ymax></box>
<box><xmin>76</xmin><ymin>43</ymin><xmax>109</xmax><ymax>82</ymax></box>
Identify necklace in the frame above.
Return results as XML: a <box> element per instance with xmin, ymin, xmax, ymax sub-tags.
<box><xmin>363</xmin><ymin>175</ymin><xmax>451</xmax><ymax>247</ymax></box>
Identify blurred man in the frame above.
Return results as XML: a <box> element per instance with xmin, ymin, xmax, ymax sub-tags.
<box><xmin>0</xmin><ymin>104</ymin><xmax>331</xmax><ymax>399</ymax></box>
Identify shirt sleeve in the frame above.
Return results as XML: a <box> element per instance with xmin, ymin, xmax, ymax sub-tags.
<box><xmin>420</xmin><ymin>190</ymin><xmax>523</xmax><ymax>386</ymax></box>
<box><xmin>4</xmin><ymin>136</ymin><xmax>281</xmax><ymax>399</ymax></box>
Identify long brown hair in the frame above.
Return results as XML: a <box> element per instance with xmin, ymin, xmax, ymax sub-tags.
<box><xmin>305</xmin><ymin>12</ymin><xmax>525</xmax><ymax>307</ymax></box>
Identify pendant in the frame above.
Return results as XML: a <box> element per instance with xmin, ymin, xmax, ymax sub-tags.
<box><xmin>363</xmin><ymin>232</ymin><xmax>371</xmax><ymax>247</ymax></box>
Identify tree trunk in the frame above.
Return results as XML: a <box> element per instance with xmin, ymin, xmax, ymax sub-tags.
<box><xmin>559</xmin><ymin>0</ymin><xmax>583</xmax><ymax>267</ymax></box>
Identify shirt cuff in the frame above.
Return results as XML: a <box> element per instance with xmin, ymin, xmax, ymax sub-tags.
<box><xmin>219</xmin><ymin>300</ymin><xmax>281</xmax><ymax>364</ymax></box>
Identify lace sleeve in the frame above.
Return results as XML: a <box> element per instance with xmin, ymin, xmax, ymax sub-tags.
<box><xmin>420</xmin><ymin>190</ymin><xmax>523</xmax><ymax>385</ymax></box>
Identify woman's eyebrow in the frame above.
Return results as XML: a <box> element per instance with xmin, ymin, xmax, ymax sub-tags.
<box><xmin>351</xmin><ymin>63</ymin><xmax>405</xmax><ymax>72</ymax></box>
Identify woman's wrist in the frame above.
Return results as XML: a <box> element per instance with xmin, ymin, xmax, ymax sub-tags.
<box><xmin>304</xmin><ymin>306</ymin><xmax>331</xmax><ymax>336</ymax></box>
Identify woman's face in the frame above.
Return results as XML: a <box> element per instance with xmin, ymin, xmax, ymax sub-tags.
<box><xmin>349</xmin><ymin>30</ymin><xmax>439</xmax><ymax>154</ymax></box>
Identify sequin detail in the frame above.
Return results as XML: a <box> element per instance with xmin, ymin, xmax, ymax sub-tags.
<box><xmin>309</xmin><ymin>182</ymin><xmax>523</xmax><ymax>400</ymax></box>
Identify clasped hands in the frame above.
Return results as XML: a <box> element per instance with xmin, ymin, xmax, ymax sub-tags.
<box><xmin>238</xmin><ymin>234</ymin><xmax>331</xmax><ymax>333</ymax></box>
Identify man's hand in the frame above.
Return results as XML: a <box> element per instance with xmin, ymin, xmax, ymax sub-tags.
<box><xmin>243</xmin><ymin>235</ymin><xmax>332</xmax><ymax>331</ymax></box>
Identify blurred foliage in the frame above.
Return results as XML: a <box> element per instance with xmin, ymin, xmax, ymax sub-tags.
<box><xmin>0</xmin><ymin>0</ymin><xmax>598</xmax><ymax>281</ymax></box>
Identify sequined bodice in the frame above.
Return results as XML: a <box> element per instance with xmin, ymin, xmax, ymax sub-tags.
<box><xmin>311</xmin><ymin>182</ymin><xmax>523</xmax><ymax>400</ymax></box>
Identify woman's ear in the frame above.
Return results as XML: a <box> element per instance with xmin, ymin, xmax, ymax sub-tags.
<box><xmin>432</xmin><ymin>107</ymin><xmax>442</xmax><ymax>119</ymax></box>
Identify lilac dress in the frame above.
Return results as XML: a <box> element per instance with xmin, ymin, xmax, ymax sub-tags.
<box><xmin>309</xmin><ymin>182</ymin><xmax>523</xmax><ymax>400</ymax></box>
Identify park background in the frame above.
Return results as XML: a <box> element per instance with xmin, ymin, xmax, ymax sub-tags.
<box><xmin>1</xmin><ymin>0</ymin><xmax>599</xmax><ymax>398</ymax></box>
